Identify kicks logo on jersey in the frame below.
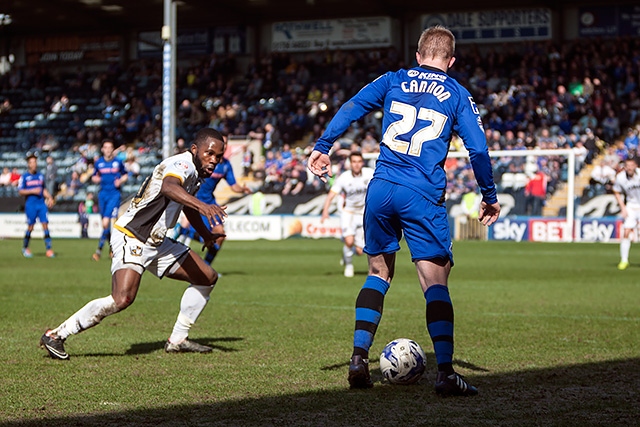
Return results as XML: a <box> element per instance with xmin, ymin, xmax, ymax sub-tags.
<box><xmin>468</xmin><ymin>96</ymin><xmax>480</xmax><ymax>115</ymax></box>
<box><xmin>129</xmin><ymin>245</ymin><xmax>143</xmax><ymax>256</ymax></box>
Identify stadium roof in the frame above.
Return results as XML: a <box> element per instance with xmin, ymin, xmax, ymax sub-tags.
<box><xmin>4</xmin><ymin>0</ymin><xmax>637</xmax><ymax>36</ymax></box>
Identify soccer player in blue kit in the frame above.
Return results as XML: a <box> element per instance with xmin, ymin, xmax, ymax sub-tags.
<box><xmin>308</xmin><ymin>26</ymin><xmax>501</xmax><ymax>396</ymax></box>
<box><xmin>92</xmin><ymin>139</ymin><xmax>127</xmax><ymax>261</ymax></box>
<box><xmin>18</xmin><ymin>154</ymin><xmax>56</xmax><ymax>258</ymax></box>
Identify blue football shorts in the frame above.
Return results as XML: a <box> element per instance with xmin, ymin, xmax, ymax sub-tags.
<box><xmin>99</xmin><ymin>191</ymin><xmax>121</xmax><ymax>219</ymax></box>
<box><xmin>25</xmin><ymin>201</ymin><xmax>49</xmax><ymax>226</ymax></box>
<box><xmin>363</xmin><ymin>179</ymin><xmax>453</xmax><ymax>264</ymax></box>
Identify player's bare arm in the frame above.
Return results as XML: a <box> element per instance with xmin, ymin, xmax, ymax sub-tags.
<box><xmin>43</xmin><ymin>188</ymin><xmax>55</xmax><ymax>208</ymax></box>
<box><xmin>230</xmin><ymin>183</ymin><xmax>252</xmax><ymax>194</ymax></box>
<box><xmin>115</xmin><ymin>174</ymin><xmax>128</xmax><ymax>188</ymax></box>
<box><xmin>182</xmin><ymin>206</ymin><xmax>225</xmax><ymax>250</ymax></box>
<box><xmin>321</xmin><ymin>190</ymin><xmax>337</xmax><ymax>222</ymax></box>
<box><xmin>160</xmin><ymin>176</ymin><xmax>227</xmax><ymax>228</ymax></box>
<box><xmin>308</xmin><ymin>150</ymin><xmax>332</xmax><ymax>182</ymax></box>
<box><xmin>18</xmin><ymin>187</ymin><xmax>41</xmax><ymax>197</ymax></box>
<box><xmin>613</xmin><ymin>191</ymin><xmax>627</xmax><ymax>218</ymax></box>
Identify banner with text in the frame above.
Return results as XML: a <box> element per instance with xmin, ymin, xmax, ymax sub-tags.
<box><xmin>579</xmin><ymin>6</ymin><xmax>640</xmax><ymax>37</ymax></box>
<box><xmin>421</xmin><ymin>9</ymin><xmax>551</xmax><ymax>43</ymax></box>
<box><xmin>223</xmin><ymin>216</ymin><xmax>282</xmax><ymax>240</ymax></box>
<box><xmin>272</xmin><ymin>17</ymin><xmax>392</xmax><ymax>52</ymax></box>
<box><xmin>488</xmin><ymin>217</ymin><xmax>622</xmax><ymax>242</ymax></box>
<box><xmin>0</xmin><ymin>213</ymin><xmax>103</xmax><ymax>239</ymax></box>
<box><xmin>282</xmin><ymin>216</ymin><xmax>342</xmax><ymax>239</ymax></box>
<box><xmin>25</xmin><ymin>35</ymin><xmax>121</xmax><ymax>65</ymax></box>
<box><xmin>1</xmin><ymin>212</ymin><xmax>623</xmax><ymax>243</ymax></box>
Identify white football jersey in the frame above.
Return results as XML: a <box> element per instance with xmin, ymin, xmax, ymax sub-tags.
<box><xmin>114</xmin><ymin>151</ymin><xmax>200</xmax><ymax>246</ymax></box>
<box><xmin>613</xmin><ymin>168</ymin><xmax>640</xmax><ymax>206</ymax></box>
<box><xmin>330</xmin><ymin>167</ymin><xmax>374</xmax><ymax>214</ymax></box>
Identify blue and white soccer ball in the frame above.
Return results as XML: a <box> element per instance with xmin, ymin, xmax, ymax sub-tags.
<box><xmin>379</xmin><ymin>338</ymin><xmax>426</xmax><ymax>385</ymax></box>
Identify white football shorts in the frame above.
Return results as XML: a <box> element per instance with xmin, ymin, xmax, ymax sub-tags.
<box><xmin>623</xmin><ymin>203</ymin><xmax>640</xmax><ymax>229</ymax></box>
<box><xmin>341</xmin><ymin>210</ymin><xmax>365</xmax><ymax>249</ymax></box>
<box><xmin>110</xmin><ymin>228</ymin><xmax>190</xmax><ymax>277</ymax></box>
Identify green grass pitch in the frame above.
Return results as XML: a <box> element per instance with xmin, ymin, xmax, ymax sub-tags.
<box><xmin>0</xmin><ymin>237</ymin><xmax>638</xmax><ymax>426</ymax></box>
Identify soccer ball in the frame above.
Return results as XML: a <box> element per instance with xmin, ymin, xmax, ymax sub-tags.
<box><xmin>379</xmin><ymin>338</ymin><xmax>426</xmax><ymax>385</ymax></box>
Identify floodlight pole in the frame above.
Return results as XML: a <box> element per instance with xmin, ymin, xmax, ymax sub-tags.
<box><xmin>161</xmin><ymin>0</ymin><xmax>177</xmax><ymax>159</ymax></box>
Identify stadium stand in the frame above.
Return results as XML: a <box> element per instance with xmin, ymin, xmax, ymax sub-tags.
<box><xmin>1</xmin><ymin>34</ymin><xmax>639</xmax><ymax>213</ymax></box>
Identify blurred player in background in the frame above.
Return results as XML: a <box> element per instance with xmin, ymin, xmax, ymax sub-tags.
<box><xmin>613</xmin><ymin>157</ymin><xmax>640</xmax><ymax>270</ymax></box>
<box><xmin>40</xmin><ymin>128</ymin><xmax>228</xmax><ymax>359</ymax></box>
<box><xmin>91</xmin><ymin>139</ymin><xmax>127</xmax><ymax>261</ymax></box>
<box><xmin>308</xmin><ymin>25</ymin><xmax>500</xmax><ymax>396</ymax></box>
<box><xmin>176</xmin><ymin>135</ymin><xmax>251</xmax><ymax>265</ymax></box>
<box><xmin>321</xmin><ymin>151</ymin><xmax>373</xmax><ymax>277</ymax></box>
<box><xmin>18</xmin><ymin>154</ymin><xmax>55</xmax><ymax>258</ymax></box>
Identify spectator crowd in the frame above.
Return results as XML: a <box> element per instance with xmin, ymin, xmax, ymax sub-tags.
<box><xmin>1</xmin><ymin>35</ymin><xmax>639</xmax><ymax>212</ymax></box>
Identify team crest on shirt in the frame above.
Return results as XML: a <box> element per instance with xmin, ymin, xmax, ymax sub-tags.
<box><xmin>130</xmin><ymin>245</ymin><xmax>143</xmax><ymax>256</ymax></box>
<box><xmin>174</xmin><ymin>161</ymin><xmax>190</xmax><ymax>170</ymax></box>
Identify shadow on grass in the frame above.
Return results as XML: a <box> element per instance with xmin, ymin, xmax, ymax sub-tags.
<box><xmin>320</xmin><ymin>353</ymin><xmax>489</xmax><ymax>388</ymax></box>
<box><xmin>124</xmin><ymin>336</ymin><xmax>244</xmax><ymax>355</ymax></box>
<box><xmin>5</xmin><ymin>358</ymin><xmax>638</xmax><ymax>426</ymax></box>
<box><xmin>321</xmin><ymin>353</ymin><xmax>489</xmax><ymax>374</ymax></box>
<box><xmin>58</xmin><ymin>337</ymin><xmax>245</xmax><ymax>358</ymax></box>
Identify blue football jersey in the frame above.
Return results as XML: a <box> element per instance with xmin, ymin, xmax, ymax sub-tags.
<box><xmin>314</xmin><ymin>65</ymin><xmax>497</xmax><ymax>205</ymax></box>
<box><xmin>18</xmin><ymin>172</ymin><xmax>46</xmax><ymax>204</ymax></box>
<box><xmin>197</xmin><ymin>158</ymin><xmax>237</xmax><ymax>205</ymax></box>
<box><xmin>94</xmin><ymin>157</ymin><xmax>126</xmax><ymax>193</ymax></box>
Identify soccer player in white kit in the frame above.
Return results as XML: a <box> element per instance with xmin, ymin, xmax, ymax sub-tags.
<box><xmin>40</xmin><ymin>128</ymin><xmax>228</xmax><ymax>359</ymax></box>
<box><xmin>613</xmin><ymin>157</ymin><xmax>640</xmax><ymax>270</ymax></box>
<box><xmin>321</xmin><ymin>152</ymin><xmax>374</xmax><ymax>277</ymax></box>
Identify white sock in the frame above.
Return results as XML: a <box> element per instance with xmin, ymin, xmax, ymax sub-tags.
<box><xmin>169</xmin><ymin>285</ymin><xmax>214</xmax><ymax>344</ymax></box>
<box><xmin>183</xmin><ymin>236</ymin><xmax>192</xmax><ymax>247</ymax></box>
<box><xmin>52</xmin><ymin>295</ymin><xmax>118</xmax><ymax>340</ymax></box>
<box><xmin>620</xmin><ymin>238</ymin><xmax>631</xmax><ymax>262</ymax></box>
<box><xmin>343</xmin><ymin>245</ymin><xmax>354</xmax><ymax>265</ymax></box>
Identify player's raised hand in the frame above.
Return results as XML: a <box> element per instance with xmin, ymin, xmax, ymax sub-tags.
<box><xmin>200</xmin><ymin>203</ymin><xmax>227</xmax><ymax>228</ymax></box>
<box><xmin>308</xmin><ymin>150</ymin><xmax>332</xmax><ymax>183</ymax></box>
<box><xmin>478</xmin><ymin>201</ymin><xmax>500</xmax><ymax>226</ymax></box>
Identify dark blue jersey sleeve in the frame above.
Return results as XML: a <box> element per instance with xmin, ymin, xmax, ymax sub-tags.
<box><xmin>197</xmin><ymin>177</ymin><xmax>216</xmax><ymax>204</ymax></box>
<box><xmin>314</xmin><ymin>73</ymin><xmax>390</xmax><ymax>154</ymax></box>
<box><xmin>453</xmin><ymin>90</ymin><xmax>498</xmax><ymax>204</ymax></box>
<box><xmin>223</xmin><ymin>162</ymin><xmax>237</xmax><ymax>187</ymax></box>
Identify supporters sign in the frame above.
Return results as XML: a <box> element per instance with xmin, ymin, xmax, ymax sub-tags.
<box><xmin>271</xmin><ymin>17</ymin><xmax>392</xmax><ymax>52</ymax></box>
<box><xmin>421</xmin><ymin>9</ymin><xmax>551</xmax><ymax>43</ymax></box>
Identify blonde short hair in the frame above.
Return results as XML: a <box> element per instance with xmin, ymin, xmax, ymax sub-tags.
<box><xmin>417</xmin><ymin>25</ymin><xmax>455</xmax><ymax>61</ymax></box>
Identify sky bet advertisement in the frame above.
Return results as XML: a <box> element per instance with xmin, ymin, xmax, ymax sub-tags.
<box><xmin>488</xmin><ymin>218</ymin><xmax>622</xmax><ymax>243</ymax></box>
